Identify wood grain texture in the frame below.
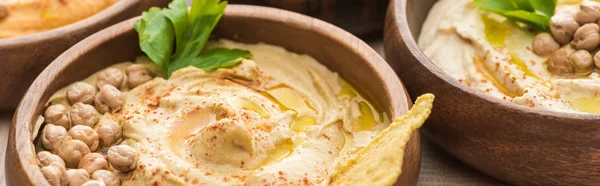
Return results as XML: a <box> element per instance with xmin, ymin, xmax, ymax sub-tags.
<box><xmin>384</xmin><ymin>0</ymin><xmax>600</xmax><ymax>185</ymax></box>
<box><xmin>228</xmin><ymin>0</ymin><xmax>388</xmax><ymax>36</ymax></box>
<box><xmin>0</xmin><ymin>0</ymin><xmax>171</xmax><ymax>111</ymax></box>
<box><xmin>7</xmin><ymin>5</ymin><xmax>420</xmax><ymax>186</ymax></box>
<box><xmin>0</xmin><ymin>113</ymin><xmax>10</xmax><ymax>186</ymax></box>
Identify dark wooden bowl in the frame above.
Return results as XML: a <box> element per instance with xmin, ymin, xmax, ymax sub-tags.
<box><xmin>228</xmin><ymin>0</ymin><xmax>388</xmax><ymax>36</ymax></box>
<box><xmin>384</xmin><ymin>0</ymin><xmax>600</xmax><ymax>185</ymax></box>
<box><xmin>0</xmin><ymin>0</ymin><xmax>171</xmax><ymax>111</ymax></box>
<box><xmin>7</xmin><ymin>5</ymin><xmax>421</xmax><ymax>186</ymax></box>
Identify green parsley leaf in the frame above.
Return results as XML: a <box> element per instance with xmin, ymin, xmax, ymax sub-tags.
<box><xmin>511</xmin><ymin>0</ymin><xmax>534</xmax><ymax>12</ymax></box>
<box><xmin>134</xmin><ymin>0</ymin><xmax>253</xmax><ymax>77</ymax></box>
<box><xmin>162</xmin><ymin>0</ymin><xmax>188</xmax><ymax>54</ymax></box>
<box><xmin>529</xmin><ymin>0</ymin><xmax>556</xmax><ymax>16</ymax></box>
<box><xmin>134</xmin><ymin>7</ymin><xmax>174</xmax><ymax>70</ymax></box>
<box><xmin>474</xmin><ymin>0</ymin><xmax>557</xmax><ymax>31</ymax></box>
<box><xmin>169</xmin><ymin>48</ymin><xmax>252</xmax><ymax>74</ymax></box>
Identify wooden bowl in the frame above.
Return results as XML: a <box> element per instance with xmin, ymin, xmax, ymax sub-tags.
<box><xmin>7</xmin><ymin>5</ymin><xmax>421</xmax><ymax>186</ymax></box>
<box><xmin>0</xmin><ymin>0</ymin><xmax>171</xmax><ymax>111</ymax></box>
<box><xmin>384</xmin><ymin>0</ymin><xmax>600</xmax><ymax>185</ymax></box>
<box><xmin>228</xmin><ymin>0</ymin><xmax>388</xmax><ymax>36</ymax></box>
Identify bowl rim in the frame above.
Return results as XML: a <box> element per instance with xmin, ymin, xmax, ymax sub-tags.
<box><xmin>393</xmin><ymin>0</ymin><xmax>600</xmax><ymax>120</ymax></box>
<box><xmin>10</xmin><ymin>4</ymin><xmax>414</xmax><ymax>185</ymax></box>
<box><xmin>0</xmin><ymin>0</ymin><xmax>141</xmax><ymax>46</ymax></box>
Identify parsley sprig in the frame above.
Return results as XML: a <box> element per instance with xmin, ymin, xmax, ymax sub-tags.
<box><xmin>135</xmin><ymin>0</ymin><xmax>252</xmax><ymax>77</ymax></box>
<box><xmin>474</xmin><ymin>0</ymin><xmax>557</xmax><ymax>31</ymax></box>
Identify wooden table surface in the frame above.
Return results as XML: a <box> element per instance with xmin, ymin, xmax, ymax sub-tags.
<box><xmin>0</xmin><ymin>41</ymin><xmax>508</xmax><ymax>186</ymax></box>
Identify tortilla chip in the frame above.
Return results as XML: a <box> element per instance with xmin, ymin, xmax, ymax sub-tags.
<box><xmin>329</xmin><ymin>94</ymin><xmax>434</xmax><ymax>186</ymax></box>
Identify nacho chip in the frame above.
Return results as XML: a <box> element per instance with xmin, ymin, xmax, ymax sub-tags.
<box><xmin>329</xmin><ymin>94</ymin><xmax>434</xmax><ymax>186</ymax></box>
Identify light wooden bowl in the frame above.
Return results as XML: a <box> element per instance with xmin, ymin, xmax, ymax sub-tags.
<box><xmin>228</xmin><ymin>0</ymin><xmax>389</xmax><ymax>36</ymax></box>
<box><xmin>384</xmin><ymin>0</ymin><xmax>600</xmax><ymax>185</ymax></box>
<box><xmin>7</xmin><ymin>5</ymin><xmax>421</xmax><ymax>186</ymax></box>
<box><xmin>0</xmin><ymin>0</ymin><xmax>171</xmax><ymax>111</ymax></box>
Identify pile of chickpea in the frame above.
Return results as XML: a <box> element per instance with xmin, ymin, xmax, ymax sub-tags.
<box><xmin>533</xmin><ymin>1</ymin><xmax>600</xmax><ymax>75</ymax></box>
<box><xmin>38</xmin><ymin>64</ymin><xmax>154</xmax><ymax>186</ymax></box>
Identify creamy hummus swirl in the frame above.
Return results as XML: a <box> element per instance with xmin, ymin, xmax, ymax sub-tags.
<box><xmin>420</xmin><ymin>0</ymin><xmax>600</xmax><ymax>113</ymax></box>
<box><xmin>0</xmin><ymin>0</ymin><xmax>119</xmax><ymax>38</ymax></box>
<box><xmin>111</xmin><ymin>40</ymin><xmax>390</xmax><ymax>185</ymax></box>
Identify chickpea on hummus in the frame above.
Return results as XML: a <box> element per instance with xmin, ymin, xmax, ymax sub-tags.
<box><xmin>37</xmin><ymin>39</ymin><xmax>434</xmax><ymax>186</ymax></box>
<box><xmin>0</xmin><ymin>0</ymin><xmax>119</xmax><ymax>38</ymax></box>
<box><xmin>420</xmin><ymin>0</ymin><xmax>600</xmax><ymax>113</ymax></box>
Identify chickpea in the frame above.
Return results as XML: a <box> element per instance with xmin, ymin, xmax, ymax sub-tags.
<box><xmin>82</xmin><ymin>180</ymin><xmax>106</xmax><ymax>186</ymax></box>
<box><xmin>594</xmin><ymin>51</ymin><xmax>600</xmax><ymax>69</ymax></box>
<box><xmin>70</xmin><ymin>103</ymin><xmax>99</xmax><ymax>127</ymax></box>
<box><xmin>126</xmin><ymin>64</ymin><xmax>154</xmax><ymax>88</ymax></box>
<box><xmin>66</xmin><ymin>169</ymin><xmax>90</xmax><ymax>186</ymax></box>
<box><xmin>68</xmin><ymin>125</ymin><xmax>99</xmax><ymax>151</ymax></box>
<box><xmin>571</xmin><ymin>23</ymin><xmax>600</xmax><ymax>51</ymax></box>
<box><xmin>551</xmin><ymin>14</ymin><xmax>581</xmax><ymax>44</ymax></box>
<box><xmin>57</xmin><ymin>137</ymin><xmax>91</xmax><ymax>168</ymax></box>
<box><xmin>107</xmin><ymin>145</ymin><xmax>137</xmax><ymax>172</ymax></box>
<box><xmin>68</xmin><ymin>82</ymin><xmax>96</xmax><ymax>105</ymax></box>
<box><xmin>41</xmin><ymin>162</ymin><xmax>68</xmax><ymax>186</ymax></box>
<box><xmin>533</xmin><ymin>33</ymin><xmax>560</xmax><ymax>55</ymax></box>
<box><xmin>42</xmin><ymin>124</ymin><xmax>68</xmax><ymax>153</ymax></box>
<box><xmin>44</xmin><ymin>104</ymin><xmax>70</xmax><ymax>129</ymax></box>
<box><xmin>91</xmin><ymin>170</ymin><xmax>120</xmax><ymax>186</ymax></box>
<box><xmin>0</xmin><ymin>3</ymin><xmax>8</xmax><ymax>20</ymax></box>
<box><xmin>547</xmin><ymin>48</ymin><xmax>574</xmax><ymax>75</ymax></box>
<box><xmin>94</xmin><ymin>85</ymin><xmax>124</xmax><ymax>113</ymax></box>
<box><xmin>78</xmin><ymin>153</ymin><xmax>108</xmax><ymax>175</ymax></box>
<box><xmin>37</xmin><ymin>151</ymin><xmax>66</xmax><ymax>167</ymax></box>
<box><xmin>96</xmin><ymin>68</ymin><xmax>124</xmax><ymax>89</ymax></box>
<box><xmin>576</xmin><ymin>1</ymin><xmax>600</xmax><ymax>24</ymax></box>
<box><xmin>96</xmin><ymin>118</ymin><xmax>122</xmax><ymax>147</ymax></box>
<box><xmin>569</xmin><ymin>50</ymin><xmax>594</xmax><ymax>74</ymax></box>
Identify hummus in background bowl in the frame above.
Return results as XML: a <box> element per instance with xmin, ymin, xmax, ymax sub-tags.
<box><xmin>8</xmin><ymin>4</ymin><xmax>430</xmax><ymax>186</ymax></box>
<box><xmin>419</xmin><ymin>0</ymin><xmax>600</xmax><ymax>114</ymax></box>
<box><xmin>385</xmin><ymin>0</ymin><xmax>600</xmax><ymax>185</ymax></box>
<box><xmin>0</xmin><ymin>0</ymin><xmax>117</xmax><ymax>38</ymax></box>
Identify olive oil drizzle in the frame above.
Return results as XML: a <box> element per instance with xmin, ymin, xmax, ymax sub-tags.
<box><xmin>478</xmin><ymin>14</ymin><xmax>545</xmax><ymax>98</ymax></box>
<box><xmin>481</xmin><ymin>11</ymin><xmax>600</xmax><ymax>113</ymax></box>
<box><xmin>473</xmin><ymin>56</ymin><xmax>519</xmax><ymax>97</ymax></box>
<box><xmin>482</xmin><ymin>14</ymin><xmax>541</xmax><ymax>79</ymax></box>
<box><xmin>237</xmin><ymin>78</ymin><xmax>384</xmax><ymax>167</ymax></box>
<box><xmin>571</xmin><ymin>98</ymin><xmax>600</xmax><ymax>113</ymax></box>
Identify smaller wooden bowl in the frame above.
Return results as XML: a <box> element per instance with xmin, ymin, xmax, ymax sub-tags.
<box><xmin>7</xmin><ymin>5</ymin><xmax>421</xmax><ymax>186</ymax></box>
<box><xmin>228</xmin><ymin>0</ymin><xmax>388</xmax><ymax>36</ymax></box>
<box><xmin>384</xmin><ymin>0</ymin><xmax>600</xmax><ymax>185</ymax></box>
<box><xmin>0</xmin><ymin>0</ymin><xmax>171</xmax><ymax>110</ymax></box>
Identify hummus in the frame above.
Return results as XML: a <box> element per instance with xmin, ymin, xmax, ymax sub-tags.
<box><xmin>419</xmin><ymin>0</ymin><xmax>600</xmax><ymax>113</ymax></box>
<box><xmin>47</xmin><ymin>40</ymin><xmax>395</xmax><ymax>185</ymax></box>
<box><xmin>0</xmin><ymin>0</ymin><xmax>119</xmax><ymax>38</ymax></box>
